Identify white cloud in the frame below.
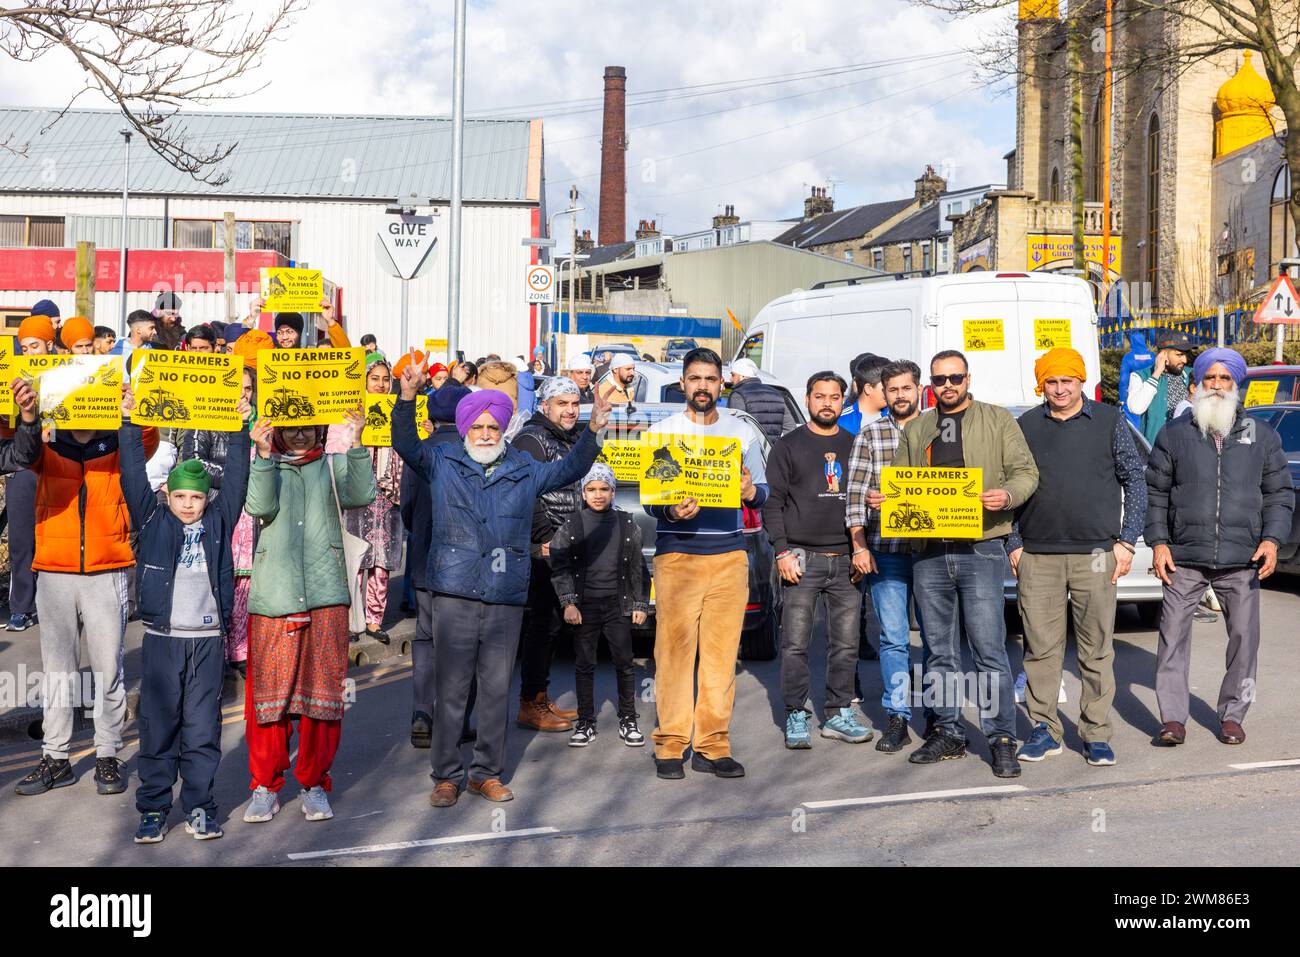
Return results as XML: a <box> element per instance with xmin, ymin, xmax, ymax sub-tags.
<box><xmin>0</xmin><ymin>0</ymin><xmax>1015</xmax><ymax>241</ymax></box>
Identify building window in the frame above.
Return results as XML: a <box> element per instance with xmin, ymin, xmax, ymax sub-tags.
<box><xmin>1087</xmin><ymin>88</ymin><xmax>1105</xmax><ymax>203</ymax></box>
<box><xmin>1270</xmin><ymin>165</ymin><xmax>1297</xmax><ymax>276</ymax></box>
<box><xmin>0</xmin><ymin>215</ymin><xmax>65</xmax><ymax>248</ymax></box>
<box><xmin>922</xmin><ymin>243</ymin><xmax>931</xmax><ymax>272</ymax></box>
<box><xmin>1146</xmin><ymin>114</ymin><xmax>1161</xmax><ymax>300</ymax></box>
<box><xmin>902</xmin><ymin>247</ymin><xmax>912</xmax><ymax>272</ymax></box>
<box><xmin>173</xmin><ymin>219</ymin><xmax>292</xmax><ymax>258</ymax></box>
<box><xmin>872</xmin><ymin>249</ymin><xmax>883</xmax><ymax>270</ymax></box>
<box><xmin>1049</xmin><ymin>168</ymin><xmax>1061</xmax><ymax>202</ymax></box>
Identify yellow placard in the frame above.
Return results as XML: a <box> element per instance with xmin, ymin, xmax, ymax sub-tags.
<box><xmin>260</xmin><ymin>267</ymin><xmax>324</xmax><ymax>313</ymax></box>
<box><xmin>880</xmin><ymin>466</ymin><xmax>984</xmax><ymax>538</ymax></box>
<box><xmin>963</xmin><ymin>319</ymin><xmax>1005</xmax><ymax>351</ymax></box>
<box><xmin>17</xmin><ymin>354</ymin><xmax>123</xmax><ymax>431</ymax></box>
<box><xmin>1026</xmin><ymin>233</ymin><xmax>1122</xmax><ymax>277</ymax></box>
<box><xmin>130</xmin><ymin>350</ymin><xmax>243</xmax><ymax>431</ymax></box>
<box><xmin>1032</xmin><ymin>318</ymin><xmax>1072</xmax><ymax>351</ymax></box>
<box><xmin>258</xmin><ymin>347</ymin><xmax>366</xmax><ymax>426</ymax></box>
<box><xmin>1243</xmin><ymin>379</ymin><xmax>1279</xmax><ymax>408</ymax></box>
<box><xmin>594</xmin><ymin>437</ymin><xmax>647</xmax><ymax>483</ymax></box>
<box><xmin>0</xmin><ymin>338</ymin><xmax>16</xmax><ymax>420</ymax></box>
<box><xmin>361</xmin><ymin>394</ymin><xmax>427</xmax><ymax>447</ymax></box>
<box><xmin>638</xmin><ymin>433</ymin><xmax>741</xmax><ymax>509</ymax></box>
<box><xmin>423</xmin><ymin>338</ymin><xmax>448</xmax><ymax>353</ymax></box>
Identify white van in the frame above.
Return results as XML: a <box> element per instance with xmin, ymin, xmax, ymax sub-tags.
<box><xmin>733</xmin><ymin>272</ymin><xmax>1102</xmax><ymax>407</ymax></box>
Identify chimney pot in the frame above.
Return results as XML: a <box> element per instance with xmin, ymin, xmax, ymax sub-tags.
<box><xmin>599</xmin><ymin>66</ymin><xmax>628</xmax><ymax>245</ymax></box>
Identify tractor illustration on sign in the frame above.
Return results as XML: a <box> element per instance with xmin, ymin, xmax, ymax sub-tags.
<box><xmin>887</xmin><ymin>501</ymin><xmax>936</xmax><ymax>532</ymax></box>
<box><xmin>1035</xmin><ymin>334</ymin><xmax>1056</xmax><ymax>349</ymax></box>
<box><xmin>365</xmin><ymin>401</ymin><xmax>389</xmax><ymax>430</ymax></box>
<box><xmin>45</xmin><ymin>403</ymin><xmax>71</xmax><ymax>424</ymax></box>
<box><xmin>264</xmin><ymin>387</ymin><xmax>315</xmax><ymax>421</ymax></box>
<box><xmin>643</xmin><ymin>445</ymin><xmax>683</xmax><ymax>481</ymax></box>
<box><xmin>137</xmin><ymin>389</ymin><xmax>191</xmax><ymax>422</ymax></box>
<box><xmin>267</xmin><ymin>273</ymin><xmax>289</xmax><ymax>299</ymax></box>
<box><xmin>966</xmin><ymin>336</ymin><xmax>988</xmax><ymax>349</ymax></box>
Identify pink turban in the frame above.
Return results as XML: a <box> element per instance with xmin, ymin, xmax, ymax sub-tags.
<box><xmin>455</xmin><ymin>388</ymin><xmax>514</xmax><ymax>437</ymax></box>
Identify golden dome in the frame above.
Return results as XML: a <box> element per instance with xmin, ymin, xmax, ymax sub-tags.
<box><xmin>1215</xmin><ymin>51</ymin><xmax>1277</xmax><ymax>156</ymax></box>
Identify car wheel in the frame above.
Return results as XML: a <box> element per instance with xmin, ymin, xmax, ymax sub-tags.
<box><xmin>1135</xmin><ymin>601</ymin><xmax>1162</xmax><ymax>629</ymax></box>
<box><xmin>739</xmin><ymin>607</ymin><xmax>779</xmax><ymax>661</ymax></box>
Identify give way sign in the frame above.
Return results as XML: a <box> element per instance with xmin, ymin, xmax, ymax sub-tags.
<box><xmin>1254</xmin><ymin>273</ymin><xmax>1300</xmax><ymax>323</ymax></box>
<box><xmin>375</xmin><ymin>213</ymin><xmax>437</xmax><ymax>281</ymax></box>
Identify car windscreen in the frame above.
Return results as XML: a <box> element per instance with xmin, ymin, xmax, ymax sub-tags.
<box><xmin>1243</xmin><ymin>373</ymin><xmax>1297</xmax><ymax>405</ymax></box>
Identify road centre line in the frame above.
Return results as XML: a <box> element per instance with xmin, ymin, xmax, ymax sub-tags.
<box><xmin>1227</xmin><ymin>758</ymin><xmax>1300</xmax><ymax>770</ymax></box>
<box><xmin>803</xmin><ymin>785</ymin><xmax>1028</xmax><ymax>809</ymax></box>
<box><xmin>287</xmin><ymin>827</ymin><xmax>560</xmax><ymax>861</ymax></box>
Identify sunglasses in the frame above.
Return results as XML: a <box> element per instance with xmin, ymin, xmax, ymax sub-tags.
<box><xmin>930</xmin><ymin>373</ymin><xmax>967</xmax><ymax>387</ymax></box>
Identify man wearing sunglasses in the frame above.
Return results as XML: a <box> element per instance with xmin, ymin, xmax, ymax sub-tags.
<box><xmin>870</xmin><ymin>349</ymin><xmax>1038</xmax><ymax>778</ymax></box>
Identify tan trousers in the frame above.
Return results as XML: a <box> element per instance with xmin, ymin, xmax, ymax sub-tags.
<box><xmin>1017</xmin><ymin>550</ymin><xmax>1117</xmax><ymax>744</ymax></box>
<box><xmin>651</xmin><ymin>550</ymin><xmax>749</xmax><ymax>760</ymax></box>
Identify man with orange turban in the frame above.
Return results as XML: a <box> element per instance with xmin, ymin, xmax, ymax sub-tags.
<box><xmin>1008</xmin><ymin>346</ymin><xmax>1147</xmax><ymax>769</ymax></box>
<box><xmin>58</xmin><ymin>317</ymin><xmax>95</xmax><ymax>354</ymax></box>
<box><xmin>17</xmin><ymin>315</ymin><xmax>55</xmax><ymax>356</ymax></box>
<box><xmin>232</xmin><ymin>329</ymin><xmax>274</xmax><ymax>370</ymax></box>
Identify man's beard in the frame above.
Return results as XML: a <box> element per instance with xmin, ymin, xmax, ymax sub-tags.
<box><xmin>1192</xmin><ymin>385</ymin><xmax>1240</xmax><ymax>438</ymax></box>
<box><xmin>464</xmin><ymin>437</ymin><xmax>504</xmax><ymax>465</ymax></box>
<box><xmin>689</xmin><ymin>391</ymin><xmax>717</xmax><ymax>413</ymax></box>
<box><xmin>890</xmin><ymin>399</ymin><xmax>916</xmax><ymax>420</ymax></box>
<box><xmin>811</xmin><ymin>408</ymin><xmax>838</xmax><ymax>426</ymax></box>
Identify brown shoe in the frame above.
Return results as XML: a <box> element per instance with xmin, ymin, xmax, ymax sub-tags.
<box><xmin>1218</xmin><ymin>720</ymin><xmax>1246</xmax><ymax>745</ymax></box>
<box><xmin>468</xmin><ymin>777</ymin><xmax>514</xmax><ymax>802</ymax></box>
<box><xmin>1155</xmin><ymin>721</ymin><xmax>1186</xmax><ymax>746</ymax></box>
<box><xmin>429</xmin><ymin>781</ymin><xmax>460</xmax><ymax>808</ymax></box>
<box><xmin>547</xmin><ymin>695</ymin><xmax>578</xmax><ymax>721</ymax></box>
<box><xmin>516</xmin><ymin>692</ymin><xmax>573</xmax><ymax>732</ymax></box>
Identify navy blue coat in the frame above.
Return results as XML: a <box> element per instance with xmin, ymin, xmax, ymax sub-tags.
<box><xmin>392</xmin><ymin>397</ymin><xmax>599</xmax><ymax>605</ymax></box>
<box><xmin>120</xmin><ymin>423</ymin><xmax>251</xmax><ymax>634</ymax></box>
<box><xmin>399</xmin><ymin>423</ymin><xmax>461</xmax><ymax>591</ymax></box>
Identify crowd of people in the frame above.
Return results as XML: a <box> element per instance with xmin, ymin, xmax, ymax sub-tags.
<box><xmin>0</xmin><ymin>293</ymin><xmax>1290</xmax><ymax>844</ymax></box>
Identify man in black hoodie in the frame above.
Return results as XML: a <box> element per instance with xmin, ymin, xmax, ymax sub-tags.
<box><xmin>511</xmin><ymin>375</ymin><xmax>585</xmax><ymax>732</ymax></box>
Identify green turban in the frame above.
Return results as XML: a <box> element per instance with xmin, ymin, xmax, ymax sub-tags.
<box><xmin>167</xmin><ymin>459</ymin><xmax>211</xmax><ymax>495</ymax></box>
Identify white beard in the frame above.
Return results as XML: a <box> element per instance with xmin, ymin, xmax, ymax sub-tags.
<box><xmin>464</xmin><ymin>437</ymin><xmax>504</xmax><ymax>465</ymax></box>
<box><xmin>1192</xmin><ymin>385</ymin><xmax>1240</xmax><ymax>438</ymax></box>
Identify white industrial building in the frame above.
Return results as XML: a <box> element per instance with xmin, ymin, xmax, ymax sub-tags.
<box><xmin>0</xmin><ymin>108</ymin><xmax>545</xmax><ymax>358</ymax></box>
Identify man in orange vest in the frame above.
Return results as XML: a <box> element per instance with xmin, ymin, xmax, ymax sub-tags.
<box><xmin>14</xmin><ymin>379</ymin><xmax>159</xmax><ymax>797</ymax></box>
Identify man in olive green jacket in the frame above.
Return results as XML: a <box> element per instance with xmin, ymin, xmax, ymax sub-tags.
<box><xmin>870</xmin><ymin>350</ymin><xmax>1038</xmax><ymax>778</ymax></box>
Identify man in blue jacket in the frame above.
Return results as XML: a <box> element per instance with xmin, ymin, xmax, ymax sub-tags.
<box><xmin>118</xmin><ymin>390</ymin><xmax>256</xmax><ymax>844</ymax></box>
<box><xmin>393</xmin><ymin>359</ymin><xmax>610</xmax><ymax>806</ymax></box>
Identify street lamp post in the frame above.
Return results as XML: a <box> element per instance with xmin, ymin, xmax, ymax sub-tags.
<box><xmin>446</xmin><ymin>0</ymin><xmax>467</xmax><ymax>361</ymax></box>
<box><xmin>118</xmin><ymin>129</ymin><xmax>132</xmax><ymax>335</ymax></box>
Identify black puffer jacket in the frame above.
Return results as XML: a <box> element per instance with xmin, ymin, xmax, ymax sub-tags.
<box><xmin>182</xmin><ymin>429</ymin><xmax>231</xmax><ymax>489</ymax></box>
<box><xmin>550</xmin><ymin>507</ymin><xmax>650</xmax><ymax>617</ymax></box>
<box><xmin>1145</xmin><ymin>406</ymin><xmax>1294</xmax><ymax>568</ymax></box>
<box><xmin>511</xmin><ymin>411</ymin><xmax>583</xmax><ymax>557</ymax></box>
<box><xmin>728</xmin><ymin>377</ymin><xmax>791</xmax><ymax>444</ymax></box>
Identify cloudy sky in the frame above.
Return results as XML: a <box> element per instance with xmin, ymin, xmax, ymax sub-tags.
<box><xmin>0</xmin><ymin>0</ymin><xmax>1016</xmax><ymax>249</ymax></box>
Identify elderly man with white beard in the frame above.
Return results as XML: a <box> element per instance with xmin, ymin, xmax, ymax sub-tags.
<box><xmin>392</xmin><ymin>358</ymin><xmax>611</xmax><ymax>806</ymax></box>
<box><xmin>1145</xmin><ymin>347</ymin><xmax>1293</xmax><ymax>748</ymax></box>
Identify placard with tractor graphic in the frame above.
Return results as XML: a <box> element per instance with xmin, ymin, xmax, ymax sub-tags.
<box><xmin>258</xmin><ymin>346</ymin><xmax>366</xmax><ymax>426</ymax></box>
<box><xmin>879</xmin><ymin>466</ymin><xmax>984</xmax><ymax>539</ymax></box>
<box><xmin>16</xmin><ymin>354</ymin><xmax>123</xmax><ymax>430</ymax></box>
<box><xmin>131</xmin><ymin>350</ymin><xmax>243</xmax><ymax>431</ymax></box>
<box><xmin>360</xmin><ymin>394</ymin><xmax>427</xmax><ymax>447</ymax></box>
<box><xmin>638</xmin><ymin>433</ymin><xmax>742</xmax><ymax>509</ymax></box>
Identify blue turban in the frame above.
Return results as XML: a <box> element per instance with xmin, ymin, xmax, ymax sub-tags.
<box><xmin>1192</xmin><ymin>348</ymin><xmax>1247</xmax><ymax>385</ymax></box>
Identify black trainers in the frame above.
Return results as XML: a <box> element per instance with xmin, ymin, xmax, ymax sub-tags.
<box><xmin>410</xmin><ymin>711</ymin><xmax>432</xmax><ymax>749</ymax></box>
<box><xmin>989</xmin><ymin>735</ymin><xmax>1022</xmax><ymax>778</ymax></box>
<box><xmin>876</xmin><ymin>714</ymin><xmax>913</xmax><ymax>753</ymax></box>
<box><xmin>655</xmin><ymin>757</ymin><xmax>685</xmax><ymax>780</ymax></box>
<box><xmin>908</xmin><ymin>730</ymin><xmax>966</xmax><ymax>764</ymax></box>
<box><xmin>691</xmin><ymin>753</ymin><xmax>745</xmax><ymax>778</ymax></box>
<box><xmin>14</xmin><ymin>755</ymin><xmax>75</xmax><ymax>795</ymax></box>
<box><xmin>94</xmin><ymin>757</ymin><xmax>127</xmax><ymax>795</ymax></box>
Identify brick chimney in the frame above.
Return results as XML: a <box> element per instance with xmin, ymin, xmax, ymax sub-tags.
<box><xmin>599</xmin><ymin>66</ymin><xmax>628</xmax><ymax>246</ymax></box>
<box><xmin>804</xmin><ymin>186</ymin><xmax>833</xmax><ymax>220</ymax></box>
<box><xmin>712</xmin><ymin>204</ymin><xmax>740</xmax><ymax>229</ymax></box>
<box><xmin>575</xmin><ymin>229</ymin><xmax>595</xmax><ymax>253</ymax></box>
<box><xmin>635</xmin><ymin>218</ymin><xmax>660</xmax><ymax>239</ymax></box>
<box><xmin>914</xmin><ymin>164</ymin><xmax>948</xmax><ymax>206</ymax></box>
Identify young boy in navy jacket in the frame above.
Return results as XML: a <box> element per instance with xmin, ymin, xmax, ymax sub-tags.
<box><xmin>119</xmin><ymin>391</ymin><xmax>262</xmax><ymax>843</ymax></box>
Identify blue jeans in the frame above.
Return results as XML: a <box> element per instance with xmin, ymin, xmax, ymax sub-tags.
<box><xmin>911</xmin><ymin>540</ymin><xmax>1016</xmax><ymax>740</ymax></box>
<box><xmin>868</xmin><ymin>551</ymin><xmax>927</xmax><ymax>719</ymax></box>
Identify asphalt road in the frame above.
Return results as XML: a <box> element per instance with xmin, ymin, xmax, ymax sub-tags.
<box><xmin>1</xmin><ymin>581</ymin><xmax>1298</xmax><ymax>867</ymax></box>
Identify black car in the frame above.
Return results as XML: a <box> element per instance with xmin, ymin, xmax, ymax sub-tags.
<box><xmin>577</xmin><ymin>403</ymin><xmax>781</xmax><ymax>660</ymax></box>
<box><xmin>1241</xmin><ymin>403</ymin><xmax>1300</xmax><ymax>573</ymax></box>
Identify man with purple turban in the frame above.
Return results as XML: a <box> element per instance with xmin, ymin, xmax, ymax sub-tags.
<box><xmin>1145</xmin><ymin>347</ymin><xmax>1293</xmax><ymax>748</ymax></box>
<box><xmin>392</xmin><ymin>358</ymin><xmax>611</xmax><ymax>806</ymax></box>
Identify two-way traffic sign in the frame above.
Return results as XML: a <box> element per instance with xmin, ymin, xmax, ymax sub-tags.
<box><xmin>1254</xmin><ymin>273</ymin><xmax>1300</xmax><ymax>323</ymax></box>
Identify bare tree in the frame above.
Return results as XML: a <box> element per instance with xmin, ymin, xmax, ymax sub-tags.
<box><xmin>1</xmin><ymin>0</ymin><xmax>304</xmax><ymax>185</ymax></box>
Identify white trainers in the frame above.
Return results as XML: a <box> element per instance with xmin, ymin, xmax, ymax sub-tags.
<box><xmin>300</xmin><ymin>785</ymin><xmax>334</xmax><ymax>821</ymax></box>
<box><xmin>243</xmin><ymin>786</ymin><xmax>280</xmax><ymax>823</ymax></box>
<box><xmin>618</xmin><ymin>716</ymin><xmax>646</xmax><ymax>747</ymax></box>
<box><xmin>568</xmin><ymin>720</ymin><xmax>597</xmax><ymax>747</ymax></box>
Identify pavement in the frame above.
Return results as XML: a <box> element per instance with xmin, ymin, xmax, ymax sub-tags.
<box><xmin>1</xmin><ymin>579</ymin><xmax>1298</xmax><ymax>867</ymax></box>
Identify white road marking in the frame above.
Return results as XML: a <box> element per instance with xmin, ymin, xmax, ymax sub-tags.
<box><xmin>287</xmin><ymin>826</ymin><xmax>560</xmax><ymax>860</ymax></box>
<box><xmin>803</xmin><ymin>785</ymin><xmax>1028</xmax><ymax>809</ymax></box>
<box><xmin>1227</xmin><ymin>758</ymin><xmax>1300</xmax><ymax>770</ymax></box>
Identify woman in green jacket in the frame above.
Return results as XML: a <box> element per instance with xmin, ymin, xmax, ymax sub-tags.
<box><xmin>241</xmin><ymin>411</ymin><xmax>376</xmax><ymax>825</ymax></box>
